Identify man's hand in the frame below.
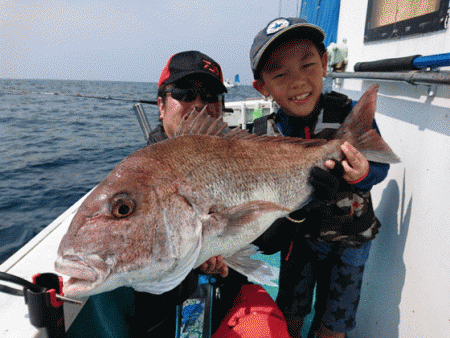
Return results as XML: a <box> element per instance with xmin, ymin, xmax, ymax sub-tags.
<box><xmin>325</xmin><ymin>141</ymin><xmax>369</xmax><ymax>183</ymax></box>
<box><xmin>199</xmin><ymin>255</ymin><xmax>229</xmax><ymax>277</ymax></box>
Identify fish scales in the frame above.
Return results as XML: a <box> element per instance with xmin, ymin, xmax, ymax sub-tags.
<box><xmin>143</xmin><ymin>134</ymin><xmax>341</xmax><ymax>210</ymax></box>
<box><xmin>55</xmin><ymin>84</ymin><xmax>400</xmax><ymax>297</ymax></box>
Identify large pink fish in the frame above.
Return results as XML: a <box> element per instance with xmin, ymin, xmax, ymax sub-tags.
<box><xmin>55</xmin><ymin>84</ymin><xmax>399</xmax><ymax>297</ymax></box>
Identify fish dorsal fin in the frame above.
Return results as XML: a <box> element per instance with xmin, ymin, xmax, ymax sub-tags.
<box><xmin>221</xmin><ymin>127</ymin><xmax>255</xmax><ymax>139</ymax></box>
<box><xmin>174</xmin><ymin>107</ymin><xmax>229</xmax><ymax>137</ymax></box>
<box><xmin>174</xmin><ymin>107</ymin><xmax>328</xmax><ymax>146</ymax></box>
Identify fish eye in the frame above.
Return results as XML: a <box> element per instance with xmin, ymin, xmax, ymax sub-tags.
<box><xmin>111</xmin><ymin>194</ymin><xmax>136</xmax><ymax>218</ymax></box>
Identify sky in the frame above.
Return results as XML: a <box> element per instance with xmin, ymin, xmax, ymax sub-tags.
<box><xmin>1</xmin><ymin>0</ymin><xmax>303</xmax><ymax>85</ymax></box>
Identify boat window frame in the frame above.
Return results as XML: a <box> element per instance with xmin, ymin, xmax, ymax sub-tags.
<box><xmin>363</xmin><ymin>0</ymin><xmax>450</xmax><ymax>42</ymax></box>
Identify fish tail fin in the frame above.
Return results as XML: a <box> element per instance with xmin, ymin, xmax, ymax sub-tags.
<box><xmin>335</xmin><ymin>84</ymin><xmax>400</xmax><ymax>164</ymax></box>
<box><xmin>223</xmin><ymin>245</ymin><xmax>279</xmax><ymax>287</ymax></box>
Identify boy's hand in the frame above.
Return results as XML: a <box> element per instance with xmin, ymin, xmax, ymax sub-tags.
<box><xmin>325</xmin><ymin>142</ymin><xmax>369</xmax><ymax>183</ymax></box>
<box><xmin>199</xmin><ymin>255</ymin><xmax>229</xmax><ymax>277</ymax></box>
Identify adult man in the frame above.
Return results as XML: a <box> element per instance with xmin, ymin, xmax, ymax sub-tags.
<box><xmin>147</xmin><ymin>50</ymin><xmax>227</xmax><ymax>144</ymax></box>
<box><xmin>148</xmin><ymin>51</ymin><xmax>230</xmax><ymax>276</ymax></box>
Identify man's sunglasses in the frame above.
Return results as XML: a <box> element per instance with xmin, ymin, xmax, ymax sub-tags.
<box><xmin>165</xmin><ymin>87</ymin><xmax>223</xmax><ymax>103</ymax></box>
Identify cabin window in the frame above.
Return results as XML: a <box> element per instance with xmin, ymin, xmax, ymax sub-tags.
<box><xmin>364</xmin><ymin>0</ymin><xmax>449</xmax><ymax>42</ymax></box>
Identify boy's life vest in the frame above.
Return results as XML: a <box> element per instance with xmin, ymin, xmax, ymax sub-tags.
<box><xmin>252</xmin><ymin>91</ymin><xmax>381</xmax><ymax>250</ymax></box>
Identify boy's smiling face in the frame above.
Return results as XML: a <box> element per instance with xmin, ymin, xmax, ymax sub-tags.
<box><xmin>253</xmin><ymin>39</ymin><xmax>328</xmax><ymax>117</ymax></box>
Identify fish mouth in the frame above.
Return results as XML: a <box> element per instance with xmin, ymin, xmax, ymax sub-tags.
<box><xmin>55</xmin><ymin>254</ymin><xmax>111</xmax><ymax>297</ymax></box>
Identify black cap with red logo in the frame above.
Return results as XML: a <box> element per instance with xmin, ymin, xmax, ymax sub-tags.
<box><xmin>158</xmin><ymin>51</ymin><xmax>227</xmax><ymax>93</ymax></box>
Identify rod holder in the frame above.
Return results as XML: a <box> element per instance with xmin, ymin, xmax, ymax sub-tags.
<box><xmin>25</xmin><ymin>273</ymin><xmax>66</xmax><ymax>338</ymax></box>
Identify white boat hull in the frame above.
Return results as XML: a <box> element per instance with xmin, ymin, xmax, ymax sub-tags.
<box><xmin>337</xmin><ymin>1</ymin><xmax>450</xmax><ymax>337</ymax></box>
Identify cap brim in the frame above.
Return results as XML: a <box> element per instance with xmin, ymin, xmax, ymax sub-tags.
<box><xmin>165</xmin><ymin>71</ymin><xmax>228</xmax><ymax>93</ymax></box>
<box><xmin>252</xmin><ymin>23</ymin><xmax>325</xmax><ymax>73</ymax></box>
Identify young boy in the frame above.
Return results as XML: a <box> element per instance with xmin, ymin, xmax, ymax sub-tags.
<box><xmin>250</xmin><ymin>18</ymin><xmax>390</xmax><ymax>338</ymax></box>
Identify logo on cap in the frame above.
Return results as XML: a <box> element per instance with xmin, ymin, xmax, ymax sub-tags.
<box><xmin>202</xmin><ymin>59</ymin><xmax>220</xmax><ymax>77</ymax></box>
<box><xmin>266</xmin><ymin>19</ymin><xmax>290</xmax><ymax>35</ymax></box>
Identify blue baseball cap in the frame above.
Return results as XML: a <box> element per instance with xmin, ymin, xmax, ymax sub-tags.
<box><xmin>250</xmin><ymin>17</ymin><xmax>325</xmax><ymax>78</ymax></box>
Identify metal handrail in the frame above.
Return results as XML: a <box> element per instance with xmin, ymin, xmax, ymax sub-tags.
<box><xmin>327</xmin><ymin>70</ymin><xmax>450</xmax><ymax>86</ymax></box>
<box><xmin>133</xmin><ymin>103</ymin><xmax>152</xmax><ymax>141</ymax></box>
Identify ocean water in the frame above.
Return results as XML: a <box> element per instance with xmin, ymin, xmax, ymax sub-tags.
<box><xmin>0</xmin><ymin>79</ymin><xmax>260</xmax><ymax>264</ymax></box>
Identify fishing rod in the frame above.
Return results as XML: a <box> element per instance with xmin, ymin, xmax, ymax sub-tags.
<box><xmin>3</xmin><ymin>90</ymin><xmax>158</xmax><ymax>105</ymax></box>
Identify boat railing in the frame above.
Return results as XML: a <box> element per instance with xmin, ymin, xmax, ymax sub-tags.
<box><xmin>328</xmin><ymin>69</ymin><xmax>450</xmax><ymax>86</ymax></box>
<box><xmin>329</xmin><ymin>52</ymin><xmax>450</xmax><ymax>89</ymax></box>
<box><xmin>133</xmin><ymin>103</ymin><xmax>152</xmax><ymax>142</ymax></box>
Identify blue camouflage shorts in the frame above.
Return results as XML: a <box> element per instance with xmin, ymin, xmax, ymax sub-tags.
<box><xmin>276</xmin><ymin>238</ymin><xmax>365</xmax><ymax>333</ymax></box>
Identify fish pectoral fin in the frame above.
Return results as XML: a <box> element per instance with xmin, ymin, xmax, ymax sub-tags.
<box><xmin>203</xmin><ymin>201</ymin><xmax>289</xmax><ymax>234</ymax></box>
<box><xmin>223</xmin><ymin>245</ymin><xmax>279</xmax><ymax>287</ymax></box>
